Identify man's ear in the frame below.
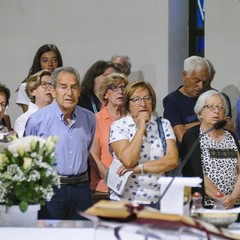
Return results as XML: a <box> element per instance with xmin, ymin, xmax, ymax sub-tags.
<box><xmin>182</xmin><ymin>71</ymin><xmax>187</xmax><ymax>83</ymax></box>
<box><xmin>51</xmin><ymin>88</ymin><xmax>56</xmax><ymax>98</ymax></box>
<box><xmin>76</xmin><ymin>85</ymin><xmax>81</xmax><ymax>98</ymax></box>
<box><xmin>198</xmin><ymin>113</ymin><xmax>202</xmax><ymax>120</ymax></box>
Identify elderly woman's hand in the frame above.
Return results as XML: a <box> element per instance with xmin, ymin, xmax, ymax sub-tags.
<box><xmin>117</xmin><ymin>164</ymin><xmax>140</xmax><ymax>176</ymax></box>
<box><xmin>222</xmin><ymin>195</ymin><xmax>237</xmax><ymax>209</ymax></box>
<box><xmin>134</xmin><ymin>111</ymin><xmax>151</xmax><ymax>129</ymax></box>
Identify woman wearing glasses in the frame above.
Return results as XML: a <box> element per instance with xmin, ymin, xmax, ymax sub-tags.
<box><xmin>90</xmin><ymin>73</ymin><xmax>128</xmax><ymax>202</ymax></box>
<box><xmin>14</xmin><ymin>70</ymin><xmax>53</xmax><ymax>137</ymax></box>
<box><xmin>108</xmin><ymin>80</ymin><xmax>178</xmax><ymax>209</ymax></box>
<box><xmin>0</xmin><ymin>83</ymin><xmax>17</xmax><ymax>143</ymax></box>
<box><xmin>0</xmin><ymin>84</ymin><xmax>11</xmax><ymax>133</ymax></box>
<box><xmin>181</xmin><ymin>90</ymin><xmax>240</xmax><ymax>209</ymax></box>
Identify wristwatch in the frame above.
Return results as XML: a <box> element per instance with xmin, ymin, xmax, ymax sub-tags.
<box><xmin>138</xmin><ymin>163</ymin><xmax>144</xmax><ymax>174</ymax></box>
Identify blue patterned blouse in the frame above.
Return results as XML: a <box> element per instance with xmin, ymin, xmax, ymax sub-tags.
<box><xmin>109</xmin><ymin>114</ymin><xmax>176</xmax><ymax>204</ymax></box>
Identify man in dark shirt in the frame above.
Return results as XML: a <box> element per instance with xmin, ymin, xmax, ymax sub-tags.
<box><xmin>163</xmin><ymin>56</ymin><xmax>210</xmax><ymax>144</ymax></box>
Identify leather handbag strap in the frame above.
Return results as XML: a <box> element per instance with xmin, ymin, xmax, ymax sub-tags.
<box><xmin>156</xmin><ymin>116</ymin><xmax>166</xmax><ymax>156</ymax></box>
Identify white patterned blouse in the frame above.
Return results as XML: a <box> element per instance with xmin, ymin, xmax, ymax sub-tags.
<box><xmin>109</xmin><ymin>114</ymin><xmax>176</xmax><ymax>205</ymax></box>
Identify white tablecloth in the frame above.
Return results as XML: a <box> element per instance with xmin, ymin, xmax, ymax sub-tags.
<box><xmin>1</xmin><ymin>220</ymin><xmax>240</xmax><ymax>240</ymax></box>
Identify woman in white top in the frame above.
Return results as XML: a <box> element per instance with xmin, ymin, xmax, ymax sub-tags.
<box><xmin>16</xmin><ymin>44</ymin><xmax>62</xmax><ymax>112</ymax></box>
<box><xmin>109</xmin><ymin>80</ymin><xmax>179</xmax><ymax>209</ymax></box>
<box><xmin>14</xmin><ymin>70</ymin><xmax>53</xmax><ymax>137</ymax></box>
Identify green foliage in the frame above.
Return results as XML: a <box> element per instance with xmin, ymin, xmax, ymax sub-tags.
<box><xmin>0</xmin><ymin>136</ymin><xmax>60</xmax><ymax>212</ymax></box>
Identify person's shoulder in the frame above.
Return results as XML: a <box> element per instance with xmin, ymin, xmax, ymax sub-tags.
<box><xmin>19</xmin><ymin>82</ymin><xmax>27</xmax><ymax>88</ymax></box>
<box><xmin>28</xmin><ymin>104</ymin><xmax>52</xmax><ymax>120</ymax></box>
<box><xmin>111</xmin><ymin>115</ymin><xmax>132</xmax><ymax>129</ymax></box>
<box><xmin>163</xmin><ymin>87</ymin><xmax>182</xmax><ymax>101</ymax></box>
<box><xmin>15</xmin><ymin>110</ymin><xmax>29</xmax><ymax>122</ymax></box>
<box><xmin>95</xmin><ymin>106</ymin><xmax>109</xmax><ymax>120</ymax></box>
<box><xmin>181</xmin><ymin>125</ymin><xmax>200</xmax><ymax>147</ymax></box>
<box><xmin>185</xmin><ymin>124</ymin><xmax>200</xmax><ymax>136</ymax></box>
<box><xmin>16</xmin><ymin>82</ymin><xmax>30</xmax><ymax>104</ymax></box>
<box><xmin>159</xmin><ymin>117</ymin><xmax>172</xmax><ymax>126</ymax></box>
<box><xmin>14</xmin><ymin>113</ymin><xmax>25</xmax><ymax>126</ymax></box>
<box><xmin>76</xmin><ymin>105</ymin><xmax>94</xmax><ymax>115</ymax></box>
<box><xmin>163</xmin><ymin>88</ymin><xmax>178</xmax><ymax>99</ymax></box>
<box><xmin>76</xmin><ymin>106</ymin><xmax>96</xmax><ymax>121</ymax></box>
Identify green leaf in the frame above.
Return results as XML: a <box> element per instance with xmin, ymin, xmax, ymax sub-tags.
<box><xmin>19</xmin><ymin>201</ymin><xmax>28</xmax><ymax>213</ymax></box>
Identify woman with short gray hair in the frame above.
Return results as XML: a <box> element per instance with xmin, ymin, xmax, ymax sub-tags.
<box><xmin>194</xmin><ymin>90</ymin><xmax>229</xmax><ymax>118</ymax></box>
<box><xmin>181</xmin><ymin>90</ymin><xmax>240</xmax><ymax>209</ymax></box>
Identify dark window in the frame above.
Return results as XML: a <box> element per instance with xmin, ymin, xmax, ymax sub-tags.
<box><xmin>189</xmin><ymin>0</ymin><xmax>205</xmax><ymax>56</ymax></box>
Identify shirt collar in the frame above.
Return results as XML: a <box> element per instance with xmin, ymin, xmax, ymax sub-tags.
<box><xmin>52</xmin><ymin>100</ymin><xmax>76</xmax><ymax>122</ymax></box>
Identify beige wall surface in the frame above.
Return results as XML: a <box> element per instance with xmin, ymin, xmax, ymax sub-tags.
<box><xmin>205</xmin><ymin>0</ymin><xmax>240</xmax><ymax>118</ymax></box>
<box><xmin>3</xmin><ymin>1</ymin><xmax>239</xmax><ymax>126</ymax></box>
<box><xmin>0</xmin><ymin>0</ymin><xmax>188</xmax><ymax>124</ymax></box>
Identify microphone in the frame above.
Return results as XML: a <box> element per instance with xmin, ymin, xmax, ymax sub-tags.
<box><xmin>159</xmin><ymin>119</ymin><xmax>227</xmax><ymax>202</ymax></box>
<box><xmin>213</xmin><ymin>119</ymin><xmax>227</xmax><ymax>130</ymax></box>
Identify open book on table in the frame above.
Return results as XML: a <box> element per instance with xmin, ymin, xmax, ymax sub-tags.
<box><xmin>82</xmin><ymin>200</ymin><xmax>240</xmax><ymax>240</ymax></box>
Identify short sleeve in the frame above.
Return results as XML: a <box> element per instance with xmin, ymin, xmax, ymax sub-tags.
<box><xmin>109</xmin><ymin>119</ymin><xmax>129</xmax><ymax>144</ymax></box>
<box><xmin>161</xmin><ymin>118</ymin><xmax>176</xmax><ymax>140</ymax></box>
<box><xmin>16</xmin><ymin>83</ymin><xmax>30</xmax><ymax>105</ymax></box>
<box><xmin>163</xmin><ymin>94</ymin><xmax>183</xmax><ymax>127</ymax></box>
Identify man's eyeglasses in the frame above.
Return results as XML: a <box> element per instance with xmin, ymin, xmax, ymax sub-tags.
<box><xmin>40</xmin><ymin>81</ymin><xmax>52</xmax><ymax>89</ymax></box>
<box><xmin>109</xmin><ymin>84</ymin><xmax>126</xmax><ymax>92</ymax></box>
<box><xmin>204</xmin><ymin>104</ymin><xmax>227</xmax><ymax>112</ymax></box>
<box><xmin>129</xmin><ymin>96</ymin><xmax>153</xmax><ymax>104</ymax></box>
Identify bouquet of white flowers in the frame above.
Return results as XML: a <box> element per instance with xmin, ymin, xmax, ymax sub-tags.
<box><xmin>0</xmin><ymin>136</ymin><xmax>60</xmax><ymax>212</ymax></box>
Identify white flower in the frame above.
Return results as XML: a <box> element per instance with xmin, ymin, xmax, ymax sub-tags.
<box><xmin>8</xmin><ymin>136</ymin><xmax>46</xmax><ymax>154</ymax></box>
<box><xmin>23</xmin><ymin>157</ymin><xmax>32</xmax><ymax>170</ymax></box>
<box><xmin>4</xmin><ymin>165</ymin><xmax>26</xmax><ymax>181</ymax></box>
<box><xmin>0</xmin><ymin>154</ymin><xmax>7</xmax><ymax>167</ymax></box>
<box><xmin>45</xmin><ymin>136</ymin><xmax>59</xmax><ymax>154</ymax></box>
<box><xmin>0</xmin><ymin>135</ymin><xmax>59</xmax><ymax>212</ymax></box>
<box><xmin>0</xmin><ymin>182</ymin><xmax>8</xmax><ymax>202</ymax></box>
<box><xmin>27</xmin><ymin>170</ymin><xmax>41</xmax><ymax>181</ymax></box>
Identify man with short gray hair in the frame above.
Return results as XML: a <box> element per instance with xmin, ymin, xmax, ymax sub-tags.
<box><xmin>25</xmin><ymin>66</ymin><xmax>96</xmax><ymax>220</ymax></box>
<box><xmin>163</xmin><ymin>56</ymin><xmax>211</xmax><ymax>144</ymax></box>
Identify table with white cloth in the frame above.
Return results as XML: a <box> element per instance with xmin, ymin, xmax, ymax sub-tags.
<box><xmin>1</xmin><ymin>220</ymin><xmax>240</xmax><ymax>240</ymax></box>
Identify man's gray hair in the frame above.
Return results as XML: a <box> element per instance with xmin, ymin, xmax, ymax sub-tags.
<box><xmin>184</xmin><ymin>56</ymin><xmax>211</xmax><ymax>77</ymax></box>
<box><xmin>111</xmin><ymin>55</ymin><xmax>132</xmax><ymax>70</ymax></box>
<box><xmin>51</xmin><ymin>66</ymin><xmax>81</xmax><ymax>88</ymax></box>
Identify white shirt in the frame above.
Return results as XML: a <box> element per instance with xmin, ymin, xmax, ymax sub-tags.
<box><xmin>16</xmin><ymin>82</ymin><xmax>30</xmax><ymax>105</ymax></box>
<box><xmin>109</xmin><ymin>114</ymin><xmax>176</xmax><ymax>204</ymax></box>
<box><xmin>14</xmin><ymin>102</ymin><xmax>39</xmax><ymax>138</ymax></box>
